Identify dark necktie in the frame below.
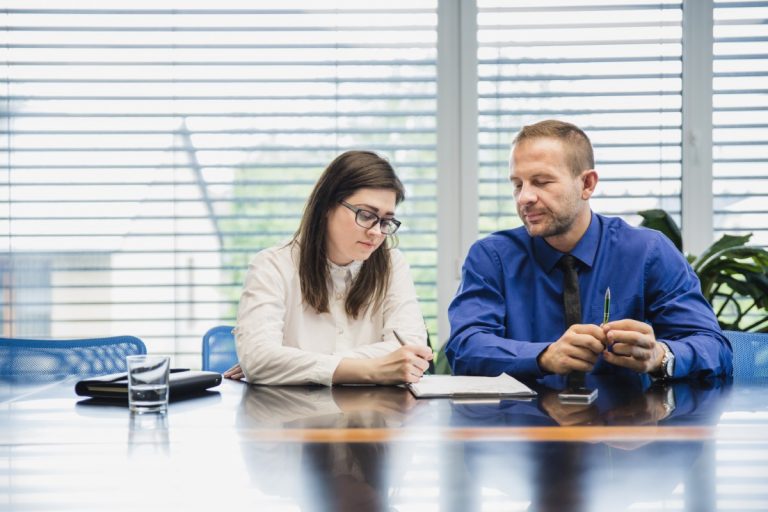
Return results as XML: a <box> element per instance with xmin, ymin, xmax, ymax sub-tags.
<box><xmin>559</xmin><ymin>255</ymin><xmax>581</xmax><ymax>328</ymax></box>
<box><xmin>559</xmin><ymin>254</ymin><xmax>585</xmax><ymax>387</ymax></box>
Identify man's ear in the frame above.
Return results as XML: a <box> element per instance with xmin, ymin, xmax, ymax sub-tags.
<box><xmin>581</xmin><ymin>169</ymin><xmax>598</xmax><ymax>200</ymax></box>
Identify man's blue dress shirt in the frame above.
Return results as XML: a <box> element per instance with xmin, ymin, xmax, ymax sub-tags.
<box><xmin>446</xmin><ymin>212</ymin><xmax>732</xmax><ymax>380</ymax></box>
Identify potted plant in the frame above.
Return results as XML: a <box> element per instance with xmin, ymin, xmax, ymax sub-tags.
<box><xmin>639</xmin><ymin>209</ymin><xmax>768</xmax><ymax>333</ymax></box>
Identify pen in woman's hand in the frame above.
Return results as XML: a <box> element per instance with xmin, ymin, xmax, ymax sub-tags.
<box><xmin>393</xmin><ymin>329</ymin><xmax>434</xmax><ymax>376</ymax></box>
<box><xmin>393</xmin><ymin>329</ymin><xmax>408</xmax><ymax>347</ymax></box>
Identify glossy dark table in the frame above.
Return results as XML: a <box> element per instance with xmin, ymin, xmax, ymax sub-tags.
<box><xmin>1</xmin><ymin>374</ymin><xmax>767</xmax><ymax>512</ymax></box>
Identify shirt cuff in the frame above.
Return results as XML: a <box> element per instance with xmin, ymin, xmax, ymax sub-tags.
<box><xmin>313</xmin><ymin>354</ymin><xmax>344</xmax><ymax>386</ymax></box>
<box><xmin>519</xmin><ymin>342</ymin><xmax>553</xmax><ymax>378</ymax></box>
<box><xmin>658</xmin><ymin>338</ymin><xmax>687</xmax><ymax>379</ymax></box>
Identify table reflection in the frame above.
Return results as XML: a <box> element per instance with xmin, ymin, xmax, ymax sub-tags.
<box><xmin>236</xmin><ymin>385</ymin><xmax>419</xmax><ymax>512</ymax></box>
<box><xmin>449</xmin><ymin>376</ymin><xmax>726</xmax><ymax>512</ymax></box>
<box><xmin>128</xmin><ymin>410</ymin><xmax>170</xmax><ymax>457</ymax></box>
<box><xmin>3</xmin><ymin>372</ymin><xmax>764</xmax><ymax>512</ymax></box>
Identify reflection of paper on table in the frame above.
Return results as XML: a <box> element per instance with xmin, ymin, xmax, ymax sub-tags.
<box><xmin>407</xmin><ymin>374</ymin><xmax>537</xmax><ymax>399</ymax></box>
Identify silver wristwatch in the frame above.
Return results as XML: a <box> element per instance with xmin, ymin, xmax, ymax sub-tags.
<box><xmin>653</xmin><ymin>342</ymin><xmax>675</xmax><ymax>379</ymax></box>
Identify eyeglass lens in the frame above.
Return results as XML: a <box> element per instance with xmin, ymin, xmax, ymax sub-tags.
<box><xmin>356</xmin><ymin>211</ymin><xmax>399</xmax><ymax>235</ymax></box>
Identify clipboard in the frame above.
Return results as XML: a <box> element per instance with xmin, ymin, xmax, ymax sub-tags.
<box><xmin>407</xmin><ymin>374</ymin><xmax>537</xmax><ymax>399</ymax></box>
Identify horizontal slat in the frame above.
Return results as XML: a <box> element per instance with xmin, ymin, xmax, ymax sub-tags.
<box><xmin>0</xmin><ymin>179</ymin><xmax>436</xmax><ymax>187</ymax></box>
<box><xmin>480</xmin><ymin>4</ymin><xmax>682</xmax><ymax>13</ymax></box>
<box><xmin>1</xmin><ymin>142</ymin><xmax>689</xmax><ymax>153</ymax></box>
<box><xmin>713</xmin><ymin>1</ymin><xmax>768</xmax><ymax>8</ymax></box>
<box><xmin>1</xmin><ymin>144</ymin><xmax>437</xmax><ymax>152</ymax></box>
<box><xmin>479</xmin><ymin>21</ymin><xmax>680</xmax><ymax>30</ymax></box>
<box><xmin>2</xmin><ymin>110</ymin><xmax>437</xmax><ymax>116</ymax></box>
<box><xmin>2</xmin><ymin>44</ymin><xmax>436</xmax><ymax>52</ymax></box>
<box><xmin>1</xmin><ymin>162</ymin><xmax>437</xmax><ymax>169</ymax></box>
<box><xmin>3</xmin><ymin>8</ymin><xmax>437</xmax><ymax>14</ymax></box>
<box><xmin>479</xmin><ymin>73</ymin><xmax>681</xmax><ymax>81</ymax></box>
<box><xmin>0</xmin><ymin>248</ymin><xmax>439</xmax><ymax>257</ymax></box>
<box><xmin>0</xmin><ymin>128</ymin><xmax>437</xmax><ymax>135</ymax></box>
<box><xmin>478</xmin><ymin>38</ymin><xmax>681</xmax><ymax>47</ymax></box>
<box><xmin>5</xmin><ymin>26</ymin><xmax>436</xmax><ymax>32</ymax></box>
<box><xmin>477</xmin><ymin>91</ymin><xmax>680</xmax><ymax>99</ymax></box>
<box><xmin>478</xmin><ymin>56</ymin><xmax>680</xmax><ymax>65</ymax></box>
<box><xmin>1</xmin><ymin>262</ymin><xmax>437</xmax><ymax>272</ymax></box>
<box><xmin>3</xmin><ymin>61</ymin><xmax>437</xmax><ymax>67</ymax></box>
<box><xmin>0</xmin><ymin>194</ymin><xmax>440</xmax><ymax>204</ymax></box>
<box><xmin>3</xmin><ymin>94</ymin><xmax>436</xmax><ymax>101</ymax></box>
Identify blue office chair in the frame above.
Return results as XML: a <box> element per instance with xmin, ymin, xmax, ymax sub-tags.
<box><xmin>202</xmin><ymin>325</ymin><xmax>238</xmax><ymax>373</ymax></box>
<box><xmin>724</xmin><ymin>330</ymin><xmax>768</xmax><ymax>383</ymax></box>
<box><xmin>0</xmin><ymin>335</ymin><xmax>147</xmax><ymax>383</ymax></box>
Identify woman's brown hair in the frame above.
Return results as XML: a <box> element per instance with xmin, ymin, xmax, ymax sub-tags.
<box><xmin>294</xmin><ymin>150</ymin><xmax>405</xmax><ymax>318</ymax></box>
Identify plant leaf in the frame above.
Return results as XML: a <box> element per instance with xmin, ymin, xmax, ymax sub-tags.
<box><xmin>693</xmin><ymin>233</ymin><xmax>754</xmax><ymax>272</ymax></box>
<box><xmin>639</xmin><ymin>209</ymin><xmax>682</xmax><ymax>251</ymax></box>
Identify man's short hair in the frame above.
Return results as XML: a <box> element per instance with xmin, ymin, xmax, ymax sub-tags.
<box><xmin>512</xmin><ymin>120</ymin><xmax>595</xmax><ymax>176</ymax></box>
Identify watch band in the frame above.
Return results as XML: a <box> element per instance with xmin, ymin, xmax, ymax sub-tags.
<box><xmin>652</xmin><ymin>342</ymin><xmax>675</xmax><ymax>379</ymax></box>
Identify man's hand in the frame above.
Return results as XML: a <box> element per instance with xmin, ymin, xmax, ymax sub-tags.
<box><xmin>604</xmin><ymin>387</ymin><xmax>672</xmax><ymax>426</ymax></box>
<box><xmin>602</xmin><ymin>319</ymin><xmax>664</xmax><ymax>374</ymax></box>
<box><xmin>539</xmin><ymin>389</ymin><xmax>603</xmax><ymax>426</ymax></box>
<box><xmin>538</xmin><ymin>324</ymin><xmax>607</xmax><ymax>375</ymax></box>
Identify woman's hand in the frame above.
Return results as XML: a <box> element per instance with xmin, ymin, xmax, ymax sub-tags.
<box><xmin>333</xmin><ymin>345</ymin><xmax>434</xmax><ymax>385</ymax></box>
<box><xmin>223</xmin><ymin>364</ymin><xmax>245</xmax><ymax>380</ymax></box>
<box><xmin>371</xmin><ymin>345</ymin><xmax>434</xmax><ymax>384</ymax></box>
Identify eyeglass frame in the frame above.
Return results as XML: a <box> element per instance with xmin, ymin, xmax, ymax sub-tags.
<box><xmin>338</xmin><ymin>201</ymin><xmax>402</xmax><ymax>235</ymax></box>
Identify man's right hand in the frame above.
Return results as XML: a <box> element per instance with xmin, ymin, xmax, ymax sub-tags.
<box><xmin>538</xmin><ymin>324</ymin><xmax>607</xmax><ymax>375</ymax></box>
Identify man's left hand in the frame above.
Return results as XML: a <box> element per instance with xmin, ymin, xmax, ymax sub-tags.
<box><xmin>601</xmin><ymin>319</ymin><xmax>664</xmax><ymax>374</ymax></box>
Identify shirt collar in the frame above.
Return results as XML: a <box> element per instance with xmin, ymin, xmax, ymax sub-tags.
<box><xmin>533</xmin><ymin>211</ymin><xmax>601</xmax><ymax>273</ymax></box>
<box><xmin>328</xmin><ymin>259</ymin><xmax>363</xmax><ymax>283</ymax></box>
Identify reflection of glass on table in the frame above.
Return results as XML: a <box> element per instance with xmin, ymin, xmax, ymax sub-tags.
<box><xmin>128</xmin><ymin>409</ymin><xmax>170</xmax><ymax>458</ymax></box>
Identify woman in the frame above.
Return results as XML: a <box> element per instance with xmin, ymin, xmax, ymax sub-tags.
<box><xmin>225</xmin><ymin>150</ymin><xmax>433</xmax><ymax>385</ymax></box>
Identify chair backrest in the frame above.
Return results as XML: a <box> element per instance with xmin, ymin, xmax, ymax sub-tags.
<box><xmin>0</xmin><ymin>335</ymin><xmax>147</xmax><ymax>383</ymax></box>
<box><xmin>724</xmin><ymin>330</ymin><xmax>768</xmax><ymax>383</ymax></box>
<box><xmin>202</xmin><ymin>325</ymin><xmax>238</xmax><ymax>373</ymax></box>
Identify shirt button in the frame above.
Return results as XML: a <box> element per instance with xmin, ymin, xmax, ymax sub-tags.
<box><xmin>338</xmin><ymin>328</ymin><xmax>344</xmax><ymax>335</ymax></box>
<box><xmin>336</xmin><ymin>293</ymin><xmax>343</xmax><ymax>300</ymax></box>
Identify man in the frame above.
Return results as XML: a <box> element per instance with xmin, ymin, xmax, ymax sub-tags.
<box><xmin>446</xmin><ymin>120</ymin><xmax>732</xmax><ymax>380</ymax></box>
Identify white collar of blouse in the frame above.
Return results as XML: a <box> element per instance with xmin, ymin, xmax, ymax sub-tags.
<box><xmin>328</xmin><ymin>259</ymin><xmax>363</xmax><ymax>282</ymax></box>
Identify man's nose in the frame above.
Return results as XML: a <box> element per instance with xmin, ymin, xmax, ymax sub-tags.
<box><xmin>517</xmin><ymin>184</ymin><xmax>537</xmax><ymax>204</ymax></box>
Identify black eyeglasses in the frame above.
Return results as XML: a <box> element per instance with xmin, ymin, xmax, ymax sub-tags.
<box><xmin>339</xmin><ymin>201</ymin><xmax>402</xmax><ymax>235</ymax></box>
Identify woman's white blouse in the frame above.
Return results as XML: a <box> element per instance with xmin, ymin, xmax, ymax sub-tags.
<box><xmin>234</xmin><ymin>242</ymin><xmax>428</xmax><ymax>385</ymax></box>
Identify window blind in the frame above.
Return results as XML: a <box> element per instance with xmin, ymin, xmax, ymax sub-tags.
<box><xmin>713</xmin><ymin>0</ymin><xmax>768</xmax><ymax>248</ymax></box>
<box><xmin>0</xmin><ymin>1</ymin><xmax>438</xmax><ymax>366</ymax></box>
<box><xmin>476</xmin><ymin>0</ymin><xmax>683</xmax><ymax>237</ymax></box>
